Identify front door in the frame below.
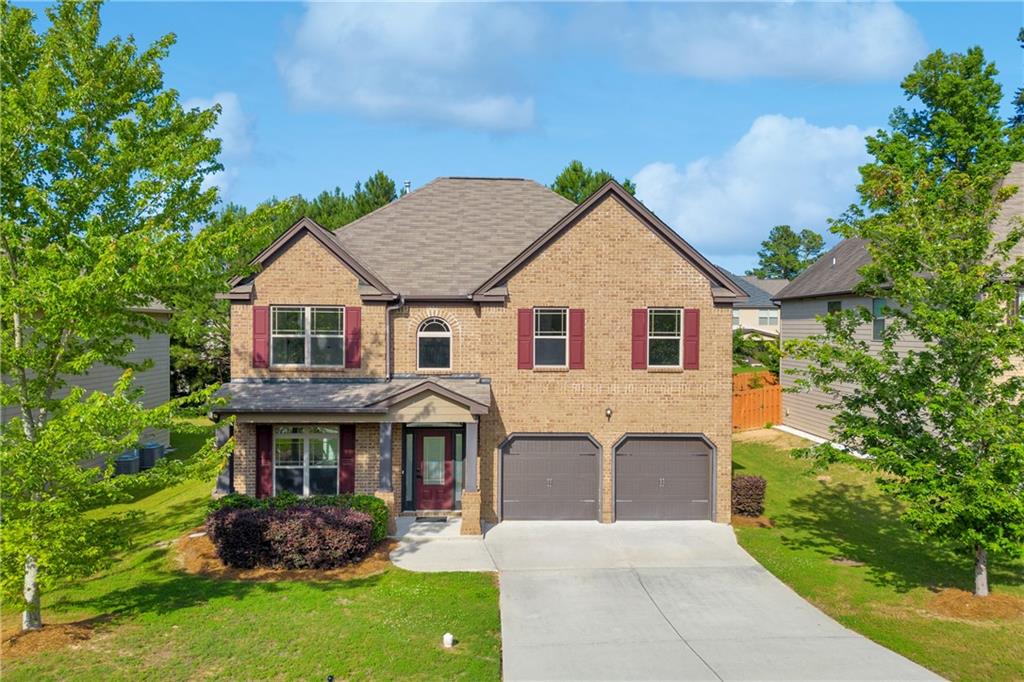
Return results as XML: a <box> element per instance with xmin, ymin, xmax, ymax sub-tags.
<box><xmin>414</xmin><ymin>429</ymin><xmax>454</xmax><ymax>510</ymax></box>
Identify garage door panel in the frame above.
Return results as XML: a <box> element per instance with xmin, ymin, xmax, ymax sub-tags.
<box><xmin>502</xmin><ymin>436</ymin><xmax>599</xmax><ymax>521</ymax></box>
<box><xmin>615</xmin><ymin>436</ymin><xmax>712</xmax><ymax>521</ymax></box>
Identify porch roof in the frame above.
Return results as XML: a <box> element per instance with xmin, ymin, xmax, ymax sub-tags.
<box><xmin>211</xmin><ymin>377</ymin><xmax>491</xmax><ymax>418</ymax></box>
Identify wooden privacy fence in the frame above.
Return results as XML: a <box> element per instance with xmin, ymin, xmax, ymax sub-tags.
<box><xmin>733</xmin><ymin>371</ymin><xmax>781</xmax><ymax>431</ymax></box>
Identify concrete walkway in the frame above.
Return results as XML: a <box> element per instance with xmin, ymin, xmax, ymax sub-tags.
<box><xmin>392</xmin><ymin>520</ymin><xmax>941</xmax><ymax>681</ymax></box>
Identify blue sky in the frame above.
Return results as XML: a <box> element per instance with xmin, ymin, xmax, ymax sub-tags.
<box><xmin>29</xmin><ymin>1</ymin><xmax>1024</xmax><ymax>272</ymax></box>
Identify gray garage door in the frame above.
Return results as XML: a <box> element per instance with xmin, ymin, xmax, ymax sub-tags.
<box><xmin>502</xmin><ymin>435</ymin><xmax>599</xmax><ymax>520</ymax></box>
<box><xmin>615</xmin><ymin>436</ymin><xmax>712</xmax><ymax>520</ymax></box>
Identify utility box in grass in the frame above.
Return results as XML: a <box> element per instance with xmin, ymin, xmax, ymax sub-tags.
<box><xmin>115</xmin><ymin>449</ymin><xmax>140</xmax><ymax>476</ymax></box>
<box><xmin>140</xmin><ymin>442</ymin><xmax>164</xmax><ymax>469</ymax></box>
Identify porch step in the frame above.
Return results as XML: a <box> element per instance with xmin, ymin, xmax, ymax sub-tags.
<box><xmin>400</xmin><ymin>510</ymin><xmax>461</xmax><ymax>518</ymax></box>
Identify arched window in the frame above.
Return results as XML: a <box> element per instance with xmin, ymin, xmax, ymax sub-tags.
<box><xmin>417</xmin><ymin>318</ymin><xmax>451</xmax><ymax>369</ymax></box>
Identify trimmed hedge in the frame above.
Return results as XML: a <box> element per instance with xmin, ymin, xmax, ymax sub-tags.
<box><xmin>207</xmin><ymin>506</ymin><xmax>374</xmax><ymax>569</ymax></box>
<box><xmin>732</xmin><ymin>475</ymin><xmax>767</xmax><ymax>517</ymax></box>
<box><xmin>209</xmin><ymin>492</ymin><xmax>389</xmax><ymax>543</ymax></box>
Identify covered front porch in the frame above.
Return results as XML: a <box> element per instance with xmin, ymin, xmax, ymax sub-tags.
<box><xmin>212</xmin><ymin>377</ymin><xmax>490</xmax><ymax>535</ymax></box>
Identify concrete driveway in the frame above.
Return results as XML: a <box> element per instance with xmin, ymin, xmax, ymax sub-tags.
<box><xmin>392</xmin><ymin>520</ymin><xmax>941</xmax><ymax>681</ymax></box>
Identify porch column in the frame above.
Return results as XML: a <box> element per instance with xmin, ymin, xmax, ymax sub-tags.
<box><xmin>460</xmin><ymin>417</ymin><xmax>482</xmax><ymax>536</ymax></box>
<box><xmin>464</xmin><ymin>418</ymin><xmax>479</xmax><ymax>493</ymax></box>
<box><xmin>378</xmin><ymin>422</ymin><xmax>393</xmax><ymax>491</ymax></box>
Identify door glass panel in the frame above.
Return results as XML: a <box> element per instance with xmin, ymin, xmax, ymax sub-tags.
<box><xmin>405</xmin><ymin>432</ymin><xmax>414</xmax><ymax>505</ymax></box>
<box><xmin>454</xmin><ymin>433</ymin><xmax>464</xmax><ymax>504</ymax></box>
<box><xmin>422</xmin><ymin>436</ymin><xmax>445</xmax><ymax>485</ymax></box>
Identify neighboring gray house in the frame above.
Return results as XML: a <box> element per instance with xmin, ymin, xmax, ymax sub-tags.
<box><xmin>776</xmin><ymin>162</ymin><xmax>1024</xmax><ymax>440</ymax></box>
<box><xmin>721</xmin><ymin>270</ymin><xmax>788</xmax><ymax>338</ymax></box>
<box><xmin>1</xmin><ymin>305</ymin><xmax>172</xmax><ymax>449</ymax></box>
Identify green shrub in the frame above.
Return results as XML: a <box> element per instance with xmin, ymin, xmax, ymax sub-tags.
<box><xmin>267</xmin><ymin>490</ymin><xmax>301</xmax><ymax>509</ymax></box>
<box><xmin>345</xmin><ymin>495</ymin><xmax>389</xmax><ymax>543</ymax></box>
<box><xmin>208</xmin><ymin>493</ymin><xmax>266</xmax><ymax>514</ymax></box>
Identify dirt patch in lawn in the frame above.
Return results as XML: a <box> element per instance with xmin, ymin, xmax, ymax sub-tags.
<box><xmin>176</xmin><ymin>528</ymin><xmax>397</xmax><ymax>582</ymax></box>
<box><xmin>732</xmin><ymin>515</ymin><xmax>774</xmax><ymax>528</ymax></box>
<box><xmin>734</xmin><ymin>428</ymin><xmax>810</xmax><ymax>450</ymax></box>
<box><xmin>1</xmin><ymin>615</ymin><xmax>113</xmax><ymax>660</ymax></box>
<box><xmin>927</xmin><ymin>589</ymin><xmax>1024</xmax><ymax>621</ymax></box>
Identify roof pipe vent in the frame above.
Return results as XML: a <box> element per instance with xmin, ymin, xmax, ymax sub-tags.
<box><xmin>402</xmin><ymin>180</ymin><xmax>411</xmax><ymax>196</ymax></box>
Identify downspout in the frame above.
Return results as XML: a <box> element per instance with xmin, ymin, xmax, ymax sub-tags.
<box><xmin>384</xmin><ymin>294</ymin><xmax>405</xmax><ymax>382</ymax></box>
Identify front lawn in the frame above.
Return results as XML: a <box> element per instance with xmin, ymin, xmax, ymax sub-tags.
<box><xmin>2</xmin><ymin>423</ymin><xmax>501</xmax><ymax>681</ymax></box>
<box><xmin>733</xmin><ymin>430</ymin><xmax>1024</xmax><ymax>681</ymax></box>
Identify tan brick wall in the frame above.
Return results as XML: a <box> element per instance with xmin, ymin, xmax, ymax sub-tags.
<box><xmin>233</xmin><ymin>422</ymin><xmax>257</xmax><ymax>495</ymax></box>
<box><xmin>230</xmin><ymin>232</ymin><xmax>387</xmax><ymax>379</ymax></box>
<box><xmin>228</xmin><ymin>195</ymin><xmax>732</xmax><ymax>524</ymax></box>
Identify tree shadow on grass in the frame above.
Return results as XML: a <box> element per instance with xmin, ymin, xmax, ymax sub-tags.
<box><xmin>775</xmin><ymin>481</ymin><xmax>1024</xmax><ymax>593</ymax></box>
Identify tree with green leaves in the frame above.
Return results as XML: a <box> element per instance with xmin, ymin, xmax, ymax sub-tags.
<box><xmin>747</xmin><ymin>225</ymin><xmax>824</xmax><ymax>280</ymax></box>
<box><xmin>786</xmin><ymin>47</ymin><xmax>1024</xmax><ymax>597</ymax></box>
<box><xmin>1012</xmin><ymin>28</ymin><xmax>1024</xmax><ymax>129</ymax></box>
<box><xmin>0</xmin><ymin>1</ymin><xmax>235</xmax><ymax>629</ymax></box>
<box><xmin>551</xmin><ymin>160</ymin><xmax>636</xmax><ymax>204</ymax></box>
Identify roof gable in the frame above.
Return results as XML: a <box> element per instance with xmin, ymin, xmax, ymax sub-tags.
<box><xmin>473</xmin><ymin>181</ymin><xmax>747</xmax><ymax>302</ymax></box>
<box><xmin>224</xmin><ymin>217</ymin><xmax>393</xmax><ymax>300</ymax></box>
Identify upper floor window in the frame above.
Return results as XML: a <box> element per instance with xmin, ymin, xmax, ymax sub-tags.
<box><xmin>271</xmin><ymin>305</ymin><xmax>344</xmax><ymax>366</ymax></box>
<box><xmin>273</xmin><ymin>426</ymin><xmax>338</xmax><ymax>496</ymax></box>
<box><xmin>1017</xmin><ymin>289</ymin><xmax>1024</xmax><ymax>322</ymax></box>
<box><xmin>534</xmin><ymin>308</ymin><xmax>567</xmax><ymax>367</ymax></box>
<box><xmin>757</xmin><ymin>309</ymin><xmax>779</xmax><ymax>327</ymax></box>
<box><xmin>871</xmin><ymin>298</ymin><xmax>886</xmax><ymax>341</ymax></box>
<box><xmin>827</xmin><ymin>301</ymin><xmax>842</xmax><ymax>315</ymax></box>
<box><xmin>418</xmin><ymin>318</ymin><xmax>452</xmax><ymax>370</ymax></box>
<box><xmin>648</xmin><ymin>308</ymin><xmax>682</xmax><ymax>367</ymax></box>
<box><xmin>732</xmin><ymin>311</ymin><xmax>740</xmax><ymax>328</ymax></box>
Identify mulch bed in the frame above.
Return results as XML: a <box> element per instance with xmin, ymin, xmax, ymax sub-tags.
<box><xmin>732</xmin><ymin>514</ymin><xmax>774</xmax><ymax>528</ymax></box>
<box><xmin>926</xmin><ymin>588</ymin><xmax>1024</xmax><ymax>621</ymax></box>
<box><xmin>176</xmin><ymin>527</ymin><xmax>397</xmax><ymax>581</ymax></box>
<box><xmin>1</xmin><ymin>615</ymin><xmax>114</xmax><ymax>660</ymax></box>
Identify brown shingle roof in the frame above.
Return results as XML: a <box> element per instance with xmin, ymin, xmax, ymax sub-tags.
<box><xmin>773</xmin><ymin>238</ymin><xmax>872</xmax><ymax>300</ymax></box>
<box><xmin>334</xmin><ymin>177</ymin><xmax>576</xmax><ymax>298</ymax></box>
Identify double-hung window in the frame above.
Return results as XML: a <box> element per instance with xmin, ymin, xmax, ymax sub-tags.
<box><xmin>757</xmin><ymin>309</ymin><xmax>779</xmax><ymax>327</ymax></box>
<box><xmin>534</xmin><ymin>308</ymin><xmax>568</xmax><ymax>367</ymax></box>
<box><xmin>273</xmin><ymin>426</ymin><xmax>339</xmax><ymax>496</ymax></box>
<box><xmin>271</xmin><ymin>305</ymin><xmax>344</xmax><ymax>366</ymax></box>
<box><xmin>871</xmin><ymin>298</ymin><xmax>886</xmax><ymax>341</ymax></box>
<box><xmin>648</xmin><ymin>308</ymin><xmax>682</xmax><ymax>367</ymax></box>
<box><xmin>827</xmin><ymin>301</ymin><xmax>842</xmax><ymax>315</ymax></box>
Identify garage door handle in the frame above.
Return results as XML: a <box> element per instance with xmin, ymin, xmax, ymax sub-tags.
<box><xmin>546</xmin><ymin>477</ymin><xmax>553</xmax><ymax>488</ymax></box>
<box><xmin>659</xmin><ymin>477</ymin><xmax>665</xmax><ymax>488</ymax></box>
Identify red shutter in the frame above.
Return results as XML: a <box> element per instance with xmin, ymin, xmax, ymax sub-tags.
<box><xmin>569</xmin><ymin>308</ymin><xmax>585</xmax><ymax>369</ymax></box>
<box><xmin>256</xmin><ymin>424</ymin><xmax>273</xmax><ymax>498</ymax></box>
<box><xmin>517</xmin><ymin>308</ymin><xmax>533</xmax><ymax>369</ymax></box>
<box><xmin>683</xmin><ymin>308</ymin><xmax>700</xmax><ymax>369</ymax></box>
<box><xmin>631</xmin><ymin>308</ymin><xmax>647</xmax><ymax>369</ymax></box>
<box><xmin>339</xmin><ymin>425</ymin><xmax>355</xmax><ymax>494</ymax></box>
<box><xmin>345</xmin><ymin>306</ymin><xmax>361</xmax><ymax>369</ymax></box>
<box><xmin>252</xmin><ymin>306</ymin><xmax>269</xmax><ymax>368</ymax></box>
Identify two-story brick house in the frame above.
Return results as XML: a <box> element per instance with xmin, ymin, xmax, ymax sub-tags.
<box><xmin>212</xmin><ymin>178</ymin><xmax>746</xmax><ymax>534</ymax></box>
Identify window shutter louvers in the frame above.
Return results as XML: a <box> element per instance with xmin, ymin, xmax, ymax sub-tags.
<box><xmin>569</xmin><ymin>308</ymin><xmax>585</xmax><ymax>369</ymax></box>
<box><xmin>345</xmin><ymin>307</ymin><xmax>362</xmax><ymax>368</ymax></box>
<box><xmin>683</xmin><ymin>308</ymin><xmax>700</xmax><ymax>369</ymax></box>
<box><xmin>517</xmin><ymin>308</ymin><xmax>533</xmax><ymax>369</ymax></box>
<box><xmin>631</xmin><ymin>308</ymin><xmax>647</xmax><ymax>369</ymax></box>
<box><xmin>256</xmin><ymin>424</ymin><xmax>273</xmax><ymax>498</ymax></box>
<box><xmin>339</xmin><ymin>425</ymin><xmax>355</xmax><ymax>494</ymax></box>
<box><xmin>252</xmin><ymin>306</ymin><xmax>270</xmax><ymax>368</ymax></box>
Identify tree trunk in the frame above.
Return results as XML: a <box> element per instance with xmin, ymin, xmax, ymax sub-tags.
<box><xmin>22</xmin><ymin>555</ymin><xmax>42</xmax><ymax>630</ymax></box>
<box><xmin>974</xmin><ymin>546</ymin><xmax>989</xmax><ymax>597</ymax></box>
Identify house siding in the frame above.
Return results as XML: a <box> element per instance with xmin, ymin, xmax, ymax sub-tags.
<box><xmin>734</xmin><ymin>308</ymin><xmax>780</xmax><ymax>337</ymax></box>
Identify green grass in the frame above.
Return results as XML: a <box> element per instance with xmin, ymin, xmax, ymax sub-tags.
<box><xmin>732</xmin><ymin>364</ymin><xmax>771</xmax><ymax>374</ymax></box>
<box><xmin>4</xmin><ymin>422</ymin><xmax>501</xmax><ymax>681</ymax></box>
<box><xmin>733</xmin><ymin>435</ymin><xmax>1024</xmax><ymax>681</ymax></box>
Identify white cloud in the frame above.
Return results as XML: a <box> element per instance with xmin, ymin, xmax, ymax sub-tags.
<box><xmin>634</xmin><ymin>115</ymin><xmax>872</xmax><ymax>270</ymax></box>
<box><xmin>278</xmin><ymin>3</ymin><xmax>539</xmax><ymax>131</ymax></box>
<box><xmin>184</xmin><ymin>91</ymin><xmax>252</xmax><ymax>195</ymax></box>
<box><xmin>579</xmin><ymin>2</ymin><xmax>924</xmax><ymax>81</ymax></box>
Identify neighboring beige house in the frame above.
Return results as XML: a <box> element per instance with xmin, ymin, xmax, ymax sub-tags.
<box><xmin>777</xmin><ymin>162</ymin><xmax>1024</xmax><ymax>440</ymax></box>
<box><xmin>212</xmin><ymin>178</ymin><xmax>747</xmax><ymax>534</ymax></box>
<box><xmin>721</xmin><ymin>271</ymin><xmax>787</xmax><ymax>338</ymax></box>
<box><xmin>1</xmin><ymin>305</ymin><xmax>173</xmax><ymax>449</ymax></box>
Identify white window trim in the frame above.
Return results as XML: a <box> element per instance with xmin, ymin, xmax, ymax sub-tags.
<box><xmin>272</xmin><ymin>426</ymin><xmax>340</xmax><ymax>497</ymax></box>
<box><xmin>416</xmin><ymin>317</ymin><xmax>452</xmax><ymax>370</ymax></box>
<box><xmin>647</xmin><ymin>307</ymin><xmax>683</xmax><ymax>368</ymax></box>
<box><xmin>533</xmin><ymin>307</ymin><xmax>568</xmax><ymax>368</ymax></box>
<box><xmin>270</xmin><ymin>305</ymin><xmax>345</xmax><ymax>367</ymax></box>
